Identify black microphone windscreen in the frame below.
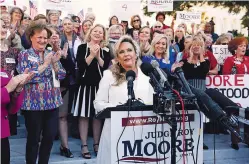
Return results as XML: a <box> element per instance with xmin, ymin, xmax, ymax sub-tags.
<box><xmin>140</xmin><ymin>63</ymin><xmax>154</xmax><ymax>76</ymax></box>
<box><xmin>190</xmin><ymin>85</ymin><xmax>225</xmax><ymax>120</ymax></box>
<box><xmin>126</xmin><ymin>70</ymin><xmax>136</xmax><ymax>81</ymax></box>
<box><xmin>175</xmin><ymin>67</ymin><xmax>183</xmax><ymax>73</ymax></box>
<box><xmin>205</xmin><ymin>88</ymin><xmax>238</xmax><ymax>109</ymax></box>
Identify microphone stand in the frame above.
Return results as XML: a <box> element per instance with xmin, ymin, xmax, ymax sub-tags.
<box><xmin>127</xmin><ymin>81</ymin><xmax>134</xmax><ymax>107</ymax></box>
<box><xmin>170</xmin><ymin>99</ymin><xmax>177</xmax><ymax>164</ymax></box>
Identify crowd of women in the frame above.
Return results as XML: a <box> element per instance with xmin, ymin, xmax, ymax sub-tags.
<box><xmin>1</xmin><ymin>6</ymin><xmax>249</xmax><ymax>164</ymax></box>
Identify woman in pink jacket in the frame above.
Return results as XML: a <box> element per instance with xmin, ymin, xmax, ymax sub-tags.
<box><xmin>0</xmin><ymin>18</ymin><xmax>33</xmax><ymax>164</ymax></box>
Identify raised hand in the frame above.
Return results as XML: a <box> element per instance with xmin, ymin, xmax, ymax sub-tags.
<box><xmin>15</xmin><ymin>68</ymin><xmax>34</xmax><ymax>91</ymax></box>
<box><xmin>5</xmin><ymin>75</ymin><xmax>22</xmax><ymax>93</ymax></box>
<box><xmin>90</xmin><ymin>44</ymin><xmax>100</xmax><ymax>57</ymax></box>
<box><xmin>171</xmin><ymin>62</ymin><xmax>184</xmax><ymax>72</ymax></box>
<box><xmin>44</xmin><ymin>52</ymin><xmax>53</xmax><ymax>66</ymax></box>
<box><xmin>52</xmin><ymin>51</ymin><xmax>62</xmax><ymax>63</ymax></box>
<box><xmin>62</xmin><ymin>42</ymin><xmax>69</xmax><ymax>58</ymax></box>
<box><xmin>8</xmin><ymin>24</ymin><xmax>17</xmax><ymax>40</ymax></box>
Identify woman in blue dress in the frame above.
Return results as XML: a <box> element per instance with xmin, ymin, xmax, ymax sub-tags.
<box><xmin>142</xmin><ymin>34</ymin><xmax>175</xmax><ymax>72</ymax></box>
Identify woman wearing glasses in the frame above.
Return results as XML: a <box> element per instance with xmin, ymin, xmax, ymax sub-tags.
<box><xmin>72</xmin><ymin>16</ymin><xmax>81</xmax><ymax>36</ymax></box>
<box><xmin>127</xmin><ymin>15</ymin><xmax>142</xmax><ymax>42</ymax></box>
<box><xmin>214</xmin><ymin>35</ymin><xmax>232</xmax><ymax>74</ymax></box>
<box><xmin>152</xmin><ymin>21</ymin><xmax>163</xmax><ymax>35</ymax></box>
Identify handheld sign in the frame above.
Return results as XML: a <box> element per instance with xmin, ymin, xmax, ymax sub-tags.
<box><xmin>110</xmin><ymin>0</ymin><xmax>141</xmax><ymax>21</ymax></box>
<box><xmin>176</xmin><ymin>11</ymin><xmax>202</xmax><ymax>24</ymax></box>
<box><xmin>43</xmin><ymin>0</ymin><xmax>78</xmax><ymax>11</ymax></box>
<box><xmin>147</xmin><ymin>0</ymin><xmax>173</xmax><ymax>12</ymax></box>
<box><xmin>0</xmin><ymin>0</ymin><xmax>14</xmax><ymax>6</ymax></box>
<box><xmin>212</xmin><ymin>45</ymin><xmax>232</xmax><ymax>65</ymax></box>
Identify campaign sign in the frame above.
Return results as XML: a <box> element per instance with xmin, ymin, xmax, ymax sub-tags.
<box><xmin>111</xmin><ymin>110</ymin><xmax>203</xmax><ymax>164</ymax></box>
<box><xmin>44</xmin><ymin>0</ymin><xmax>78</xmax><ymax>11</ymax></box>
<box><xmin>206</xmin><ymin>74</ymin><xmax>249</xmax><ymax>108</ymax></box>
<box><xmin>176</xmin><ymin>11</ymin><xmax>202</xmax><ymax>24</ymax></box>
<box><xmin>110</xmin><ymin>0</ymin><xmax>141</xmax><ymax>21</ymax></box>
<box><xmin>0</xmin><ymin>0</ymin><xmax>14</xmax><ymax>6</ymax></box>
<box><xmin>147</xmin><ymin>0</ymin><xmax>173</xmax><ymax>12</ymax></box>
<box><xmin>212</xmin><ymin>45</ymin><xmax>232</xmax><ymax>65</ymax></box>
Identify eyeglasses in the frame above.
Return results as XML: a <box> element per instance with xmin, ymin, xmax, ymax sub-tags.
<box><xmin>133</xmin><ymin>19</ymin><xmax>140</xmax><ymax>23</ymax></box>
<box><xmin>24</xmin><ymin>17</ymin><xmax>31</xmax><ymax>20</ymax></box>
<box><xmin>110</xmin><ymin>33</ymin><xmax>121</xmax><ymax>35</ymax></box>
<box><xmin>221</xmin><ymin>43</ymin><xmax>228</xmax><ymax>45</ymax></box>
<box><xmin>154</xmin><ymin>26</ymin><xmax>161</xmax><ymax>28</ymax></box>
<box><xmin>73</xmin><ymin>20</ymin><xmax>81</xmax><ymax>23</ymax></box>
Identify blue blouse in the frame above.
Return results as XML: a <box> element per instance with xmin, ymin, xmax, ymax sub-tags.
<box><xmin>142</xmin><ymin>52</ymin><xmax>175</xmax><ymax>72</ymax></box>
<box><xmin>16</xmin><ymin>48</ymin><xmax>66</xmax><ymax>111</ymax></box>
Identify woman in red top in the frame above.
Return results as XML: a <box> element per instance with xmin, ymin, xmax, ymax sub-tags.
<box><xmin>223</xmin><ymin>37</ymin><xmax>249</xmax><ymax>150</ymax></box>
<box><xmin>223</xmin><ymin>37</ymin><xmax>249</xmax><ymax>75</ymax></box>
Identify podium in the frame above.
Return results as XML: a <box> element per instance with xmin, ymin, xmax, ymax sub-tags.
<box><xmin>97</xmin><ymin>104</ymin><xmax>203</xmax><ymax>164</ymax></box>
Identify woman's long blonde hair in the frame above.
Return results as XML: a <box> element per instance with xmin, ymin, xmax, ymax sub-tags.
<box><xmin>110</xmin><ymin>35</ymin><xmax>141</xmax><ymax>85</ymax></box>
<box><xmin>84</xmin><ymin>24</ymin><xmax>107</xmax><ymax>46</ymax></box>
<box><xmin>147</xmin><ymin>34</ymin><xmax>170</xmax><ymax>63</ymax></box>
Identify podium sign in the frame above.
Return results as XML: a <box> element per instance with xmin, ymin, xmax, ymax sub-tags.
<box><xmin>111</xmin><ymin>110</ymin><xmax>203</xmax><ymax>164</ymax></box>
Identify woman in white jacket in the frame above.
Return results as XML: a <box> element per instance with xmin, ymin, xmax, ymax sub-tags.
<box><xmin>94</xmin><ymin>35</ymin><xmax>154</xmax><ymax>164</ymax></box>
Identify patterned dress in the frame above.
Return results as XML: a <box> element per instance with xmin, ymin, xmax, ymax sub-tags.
<box><xmin>16</xmin><ymin>48</ymin><xmax>66</xmax><ymax>111</ymax></box>
<box><xmin>1</xmin><ymin>47</ymin><xmax>21</xmax><ymax>135</ymax></box>
<box><xmin>0</xmin><ymin>48</ymin><xmax>20</xmax><ymax>76</ymax></box>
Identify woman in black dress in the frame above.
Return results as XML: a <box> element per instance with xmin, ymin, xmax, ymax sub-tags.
<box><xmin>72</xmin><ymin>24</ymin><xmax>111</xmax><ymax>159</ymax></box>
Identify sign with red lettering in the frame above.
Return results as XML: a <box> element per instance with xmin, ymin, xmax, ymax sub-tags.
<box><xmin>206</xmin><ymin>75</ymin><xmax>249</xmax><ymax>108</ymax></box>
<box><xmin>111</xmin><ymin>110</ymin><xmax>203</xmax><ymax>164</ymax></box>
<box><xmin>0</xmin><ymin>0</ymin><xmax>14</xmax><ymax>6</ymax></box>
<box><xmin>147</xmin><ymin>0</ymin><xmax>173</xmax><ymax>12</ymax></box>
<box><xmin>43</xmin><ymin>0</ymin><xmax>79</xmax><ymax>11</ymax></box>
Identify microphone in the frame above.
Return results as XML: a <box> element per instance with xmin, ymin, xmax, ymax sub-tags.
<box><xmin>126</xmin><ymin>70</ymin><xmax>136</xmax><ymax>100</ymax></box>
<box><xmin>205</xmin><ymin>88</ymin><xmax>249</xmax><ymax>114</ymax></box>
<box><xmin>205</xmin><ymin>88</ymin><xmax>249</xmax><ymax>125</ymax></box>
<box><xmin>151</xmin><ymin>60</ymin><xmax>171</xmax><ymax>90</ymax></box>
<box><xmin>140</xmin><ymin>62</ymin><xmax>163</xmax><ymax>93</ymax></box>
<box><xmin>174</xmin><ymin>67</ymin><xmax>195</xmax><ymax>97</ymax></box>
<box><xmin>189</xmin><ymin>85</ymin><xmax>243</xmax><ymax>141</ymax></box>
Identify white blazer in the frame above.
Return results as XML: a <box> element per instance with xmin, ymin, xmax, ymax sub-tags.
<box><xmin>94</xmin><ymin>67</ymin><xmax>154</xmax><ymax>164</ymax></box>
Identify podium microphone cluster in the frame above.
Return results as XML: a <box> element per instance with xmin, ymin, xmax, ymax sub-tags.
<box><xmin>150</xmin><ymin>60</ymin><xmax>171</xmax><ymax>90</ymax></box>
<box><xmin>126</xmin><ymin>70</ymin><xmax>136</xmax><ymax>101</ymax></box>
